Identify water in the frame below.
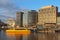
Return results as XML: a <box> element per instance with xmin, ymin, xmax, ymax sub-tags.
<box><xmin>0</xmin><ymin>30</ymin><xmax>60</xmax><ymax>40</ymax></box>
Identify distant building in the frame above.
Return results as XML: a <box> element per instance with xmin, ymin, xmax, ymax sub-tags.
<box><xmin>23</xmin><ymin>10</ymin><xmax>37</xmax><ymax>27</ymax></box>
<box><xmin>16</xmin><ymin>12</ymin><xmax>24</xmax><ymax>27</ymax></box>
<box><xmin>28</xmin><ymin>10</ymin><xmax>38</xmax><ymax>27</ymax></box>
<box><xmin>57</xmin><ymin>12</ymin><xmax>60</xmax><ymax>25</ymax></box>
<box><xmin>23</xmin><ymin>10</ymin><xmax>29</xmax><ymax>27</ymax></box>
<box><xmin>38</xmin><ymin>5</ymin><xmax>58</xmax><ymax>28</ymax></box>
<box><xmin>7</xmin><ymin>18</ymin><xmax>15</xmax><ymax>28</ymax></box>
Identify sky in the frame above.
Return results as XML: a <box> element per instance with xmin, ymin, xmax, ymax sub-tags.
<box><xmin>0</xmin><ymin>0</ymin><xmax>60</xmax><ymax>17</ymax></box>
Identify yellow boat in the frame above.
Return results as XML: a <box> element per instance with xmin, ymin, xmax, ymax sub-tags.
<box><xmin>6</xmin><ymin>29</ymin><xmax>30</xmax><ymax>35</ymax></box>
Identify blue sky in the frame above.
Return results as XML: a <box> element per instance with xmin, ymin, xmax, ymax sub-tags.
<box><xmin>0</xmin><ymin>0</ymin><xmax>60</xmax><ymax>17</ymax></box>
<box><xmin>18</xmin><ymin>0</ymin><xmax>60</xmax><ymax>11</ymax></box>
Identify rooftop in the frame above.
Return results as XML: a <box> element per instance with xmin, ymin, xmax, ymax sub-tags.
<box><xmin>41</xmin><ymin>5</ymin><xmax>56</xmax><ymax>9</ymax></box>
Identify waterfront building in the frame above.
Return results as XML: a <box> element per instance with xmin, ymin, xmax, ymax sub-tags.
<box><xmin>7</xmin><ymin>18</ymin><xmax>16</xmax><ymax>28</ymax></box>
<box><xmin>23</xmin><ymin>10</ymin><xmax>38</xmax><ymax>27</ymax></box>
<box><xmin>16</xmin><ymin>12</ymin><xmax>24</xmax><ymax>27</ymax></box>
<box><xmin>23</xmin><ymin>10</ymin><xmax>29</xmax><ymax>27</ymax></box>
<box><xmin>57</xmin><ymin>12</ymin><xmax>60</xmax><ymax>28</ymax></box>
<box><xmin>38</xmin><ymin>5</ymin><xmax>58</xmax><ymax>28</ymax></box>
<box><xmin>28</xmin><ymin>10</ymin><xmax>38</xmax><ymax>27</ymax></box>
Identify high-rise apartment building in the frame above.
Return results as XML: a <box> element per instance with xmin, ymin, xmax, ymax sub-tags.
<box><xmin>38</xmin><ymin>5</ymin><xmax>58</xmax><ymax>28</ymax></box>
<box><xmin>16</xmin><ymin>10</ymin><xmax>37</xmax><ymax>27</ymax></box>
<box><xmin>16</xmin><ymin>12</ymin><xmax>23</xmax><ymax>27</ymax></box>
<box><xmin>23</xmin><ymin>10</ymin><xmax>37</xmax><ymax>27</ymax></box>
<box><xmin>28</xmin><ymin>10</ymin><xmax>37</xmax><ymax>27</ymax></box>
<box><xmin>23</xmin><ymin>10</ymin><xmax>29</xmax><ymax>27</ymax></box>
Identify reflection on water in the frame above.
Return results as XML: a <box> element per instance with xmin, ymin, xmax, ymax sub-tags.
<box><xmin>0</xmin><ymin>30</ymin><xmax>60</xmax><ymax>40</ymax></box>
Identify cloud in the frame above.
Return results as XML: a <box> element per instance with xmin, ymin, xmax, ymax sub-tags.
<box><xmin>0</xmin><ymin>0</ymin><xmax>21</xmax><ymax>17</ymax></box>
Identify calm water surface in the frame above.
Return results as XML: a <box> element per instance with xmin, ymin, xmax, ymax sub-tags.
<box><xmin>0</xmin><ymin>30</ymin><xmax>60</xmax><ymax>40</ymax></box>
